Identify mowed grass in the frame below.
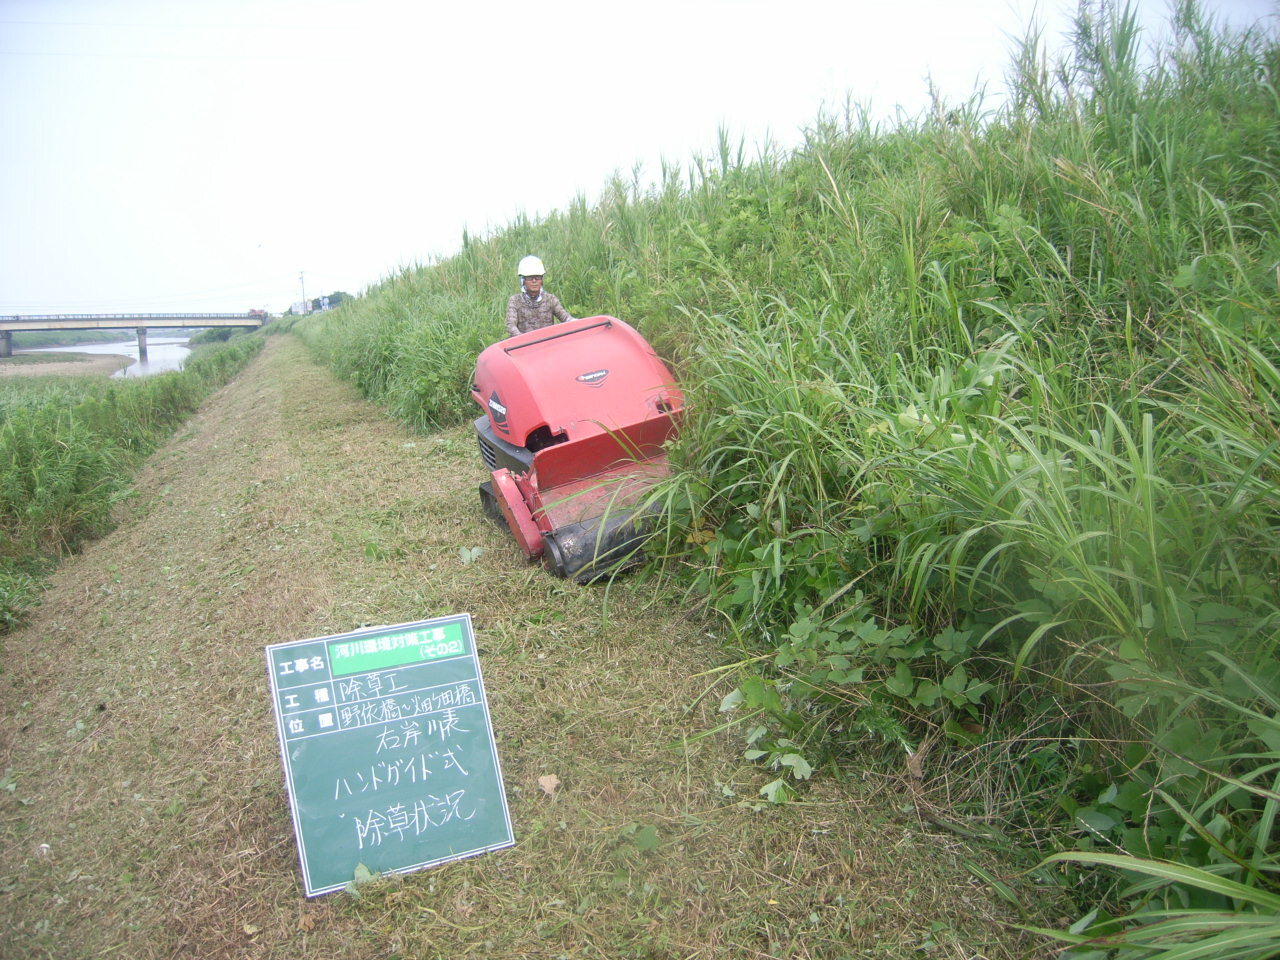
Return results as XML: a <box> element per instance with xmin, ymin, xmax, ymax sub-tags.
<box><xmin>0</xmin><ymin>337</ymin><xmax>1057</xmax><ymax>959</ymax></box>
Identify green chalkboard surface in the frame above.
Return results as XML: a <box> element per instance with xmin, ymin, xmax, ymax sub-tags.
<box><xmin>266</xmin><ymin>614</ymin><xmax>514</xmax><ymax>896</ymax></box>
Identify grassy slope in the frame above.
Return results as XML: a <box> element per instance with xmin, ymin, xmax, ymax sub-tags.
<box><xmin>0</xmin><ymin>337</ymin><xmax>1055</xmax><ymax>959</ymax></box>
<box><xmin>290</xmin><ymin>13</ymin><xmax>1280</xmax><ymax>945</ymax></box>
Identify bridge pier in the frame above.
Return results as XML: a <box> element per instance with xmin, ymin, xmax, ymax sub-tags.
<box><xmin>136</xmin><ymin>327</ymin><xmax>148</xmax><ymax>362</ymax></box>
<box><xmin>0</xmin><ymin>331</ymin><xmax>10</xmax><ymax>358</ymax></box>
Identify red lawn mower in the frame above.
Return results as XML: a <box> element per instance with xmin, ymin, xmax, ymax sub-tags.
<box><xmin>471</xmin><ymin>315</ymin><xmax>683</xmax><ymax>581</ymax></box>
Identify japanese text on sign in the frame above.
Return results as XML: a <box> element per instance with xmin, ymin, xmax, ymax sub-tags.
<box><xmin>266</xmin><ymin>615</ymin><xmax>513</xmax><ymax>896</ymax></box>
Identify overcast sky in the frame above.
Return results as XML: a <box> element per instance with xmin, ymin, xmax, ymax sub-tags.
<box><xmin>1</xmin><ymin>0</ymin><xmax>1274</xmax><ymax>315</ymax></box>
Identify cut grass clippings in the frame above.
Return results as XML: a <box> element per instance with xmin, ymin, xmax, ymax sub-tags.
<box><xmin>0</xmin><ymin>336</ymin><xmax>1058</xmax><ymax>958</ymax></box>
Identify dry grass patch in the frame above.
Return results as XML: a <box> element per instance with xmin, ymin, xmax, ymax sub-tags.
<box><xmin>0</xmin><ymin>353</ymin><xmax>132</xmax><ymax>376</ymax></box>
<box><xmin>0</xmin><ymin>336</ymin><xmax>1058</xmax><ymax>959</ymax></box>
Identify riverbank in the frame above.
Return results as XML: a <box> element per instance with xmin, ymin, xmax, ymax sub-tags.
<box><xmin>0</xmin><ymin>352</ymin><xmax>132</xmax><ymax>377</ymax></box>
<box><xmin>0</xmin><ymin>336</ymin><xmax>1055</xmax><ymax>959</ymax></box>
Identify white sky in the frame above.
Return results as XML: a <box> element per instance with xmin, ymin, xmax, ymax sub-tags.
<box><xmin>1</xmin><ymin>0</ymin><xmax>1275</xmax><ymax>315</ymax></box>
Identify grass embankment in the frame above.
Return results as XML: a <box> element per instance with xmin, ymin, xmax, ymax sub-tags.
<box><xmin>0</xmin><ymin>336</ymin><xmax>1049</xmax><ymax>959</ymax></box>
<box><xmin>292</xmin><ymin>4</ymin><xmax>1280</xmax><ymax>952</ymax></box>
<box><xmin>0</xmin><ymin>335</ymin><xmax>263</xmax><ymax>629</ymax></box>
<box><xmin>10</xmin><ymin>330</ymin><xmax>134</xmax><ymax>350</ymax></box>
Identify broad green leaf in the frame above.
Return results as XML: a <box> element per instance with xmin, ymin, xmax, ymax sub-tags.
<box><xmin>942</xmin><ymin>664</ymin><xmax>968</xmax><ymax>693</ymax></box>
<box><xmin>913</xmin><ymin>679</ymin><xmax>941</xmax><ymax>707</ymax></box>
<box><xmin>719</xmin><ymin>688</ymin><xmax>744</xmax><ymax>713</ymax></box>
<box><xmin>1140</xmin><ymin>603</ymin><xmax>1157</xmax><ymax>630</ymax></box>
<box><xmin>759</xmin><ymin>778</ymin><xmax>794</xmax><ymax>804</ymax></box>
<box><xmin>1196</xmin><ymin>603</ymin><xmax>1245</xmax><ymax>624</ymax></box>
<box><xmin>885</xmin><ymin>663</ymin><xmax>913</xmax><ymax>698</ymax></box>
<box><xmin>633</xmin><ymin>825</ymin><xmax>660</xmax><ymax>852</ymax></box>
<box><xmin>1117</xmin><ymin>636</ymin><xmax>1146</xmax><ymax>661</ymax></box>
<box><xmin>778</xmin><ymin>753</ymin><xmax>813</xmax><ymax>780</ymax></box>
<box><xmin>1248</xmin><ymin>718</ymin><xmax>1280</xmax><ymax>753</ymax></box>
<box><xmin>1075</xmin><ymin>808</ymin><xmax>1119</xmax><ymax>835</ymax></box>
<box><xmin>1170</xmin><ymin>263</ymin><xmax>1198</xmax><ymax>288</ymax></box>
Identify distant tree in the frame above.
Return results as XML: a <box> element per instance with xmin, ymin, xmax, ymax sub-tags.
<box><xmin>309</xmin><ymin>292</ymin><xmax>350</xmax><ymax>312</ymax></box>
<box><xmin>189</xmin><ymin>327</ymin><xmax>238</xmax><ymax>344</ymax></box>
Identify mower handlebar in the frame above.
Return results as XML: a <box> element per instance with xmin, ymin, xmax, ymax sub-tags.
<box><xmin>504</xmin><ymin>318</ymin><xmax>612</xmax><ymax>352</ymax></box>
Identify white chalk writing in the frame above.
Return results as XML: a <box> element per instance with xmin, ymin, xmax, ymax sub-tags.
<box><xmin>335</xmin><ymin>684</ymin><xmax>478</xmax><ymax>729</ymax></box>
<box><xmin>353</xmin><ymin>790</ymin><xmax>476</xmax><ymax>848</ymax></box>
<box><xmin>333</xmin><ymin>745</ymin><xmax>471</xmax><ymax>799</ymax></box>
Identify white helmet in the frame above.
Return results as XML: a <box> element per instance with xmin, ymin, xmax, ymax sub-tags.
<box><xmin>517</xmin><ymin>255</ymin><xmax>546</xmax><ymax>277</ymax></box>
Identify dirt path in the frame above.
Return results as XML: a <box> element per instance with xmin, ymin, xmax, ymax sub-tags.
<box><xmin>0</xmin><ymin>336</ymin><xmax>1049</xmax><ymax>959</ymax></box>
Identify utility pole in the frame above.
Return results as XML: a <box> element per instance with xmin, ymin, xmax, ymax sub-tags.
<box><xmin>299</xmin><ymin>271</ymin><xmax>307</xmax><ymax>313</ymax></box>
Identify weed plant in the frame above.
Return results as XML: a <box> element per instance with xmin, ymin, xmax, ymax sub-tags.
<box><xmin>293</xmin><ymin>3</ymin><xmax>1279</xmax><ymax>950</ymax></box>
<box><xmin>0</xmin><ymin>335</ymin><xmax>263</xmax><ymax>627</ymax></box>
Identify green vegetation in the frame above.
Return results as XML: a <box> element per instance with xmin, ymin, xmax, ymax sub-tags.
<box><xmin>11</xmin><ymin>329</ymin><xmax>133</xmax><ymax>349</ymax></box>
<box><xmin>0</xmin><ymin>336</ymin><xmax>263</xmax><ymax>627</ymax></box>
<box><xmin>294</xmin><ymin>3</ymin><xmax>1278</xmax><ymax>953</ymax></box>
<box><xmin>1</xmin><ymin>338</ymin><xmax>1046</xmax><ymax>960</ymax></box>
<box><xmin>188</xmin><ymin>325</ymin><xmax>254</xmax><ymax>345</ymax></box>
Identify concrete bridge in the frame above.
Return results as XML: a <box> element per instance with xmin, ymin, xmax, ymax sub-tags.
<box><xmin>0</xmin><ymin>313</ymin><xmax>268</xmax><ymax>358</ymax></box>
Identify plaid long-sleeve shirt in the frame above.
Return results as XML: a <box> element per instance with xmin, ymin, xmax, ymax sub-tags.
<box><xmin>505</xmin><ymin>291</ymin><xmax>573</xmax><ymax>337</ymax></box>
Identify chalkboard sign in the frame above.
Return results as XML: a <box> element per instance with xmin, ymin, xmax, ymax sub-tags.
<box><xmin>266</xmin><ymin>614</ymin><xmax>514</xmax><ymax>896</ymax></box>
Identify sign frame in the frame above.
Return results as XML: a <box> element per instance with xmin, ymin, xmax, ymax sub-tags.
<box><xmin>266</xmin><ymin>614</ymin><xmax>514</xmax><ymax>896</ymax></box>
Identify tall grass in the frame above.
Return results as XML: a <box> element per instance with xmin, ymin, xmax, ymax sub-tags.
<box><xmin>293</xmin><ymin>2</ymin><xmax>1278</xmax><ymax>947</ymax></box>
<box><xmin>0</xmin><ymin>335</ymin><xmax>263</xmax><ymax>628</ymax></box>
<box><xmin>292</xmin><ymin>272</ymin><xmax>496</xmax><ymax>432</ymax></box>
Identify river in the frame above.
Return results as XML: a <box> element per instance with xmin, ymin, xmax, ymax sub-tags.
<box><xmin>24</xmin><ymin>337</ymin><xmax>192</xmax><ymax>377</ymax></box>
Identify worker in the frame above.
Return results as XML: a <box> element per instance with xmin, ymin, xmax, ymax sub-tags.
<box><xmin>505</xmin><ymin>255</ymin><xmax>574</xmax><ymax>337</ymax></box>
